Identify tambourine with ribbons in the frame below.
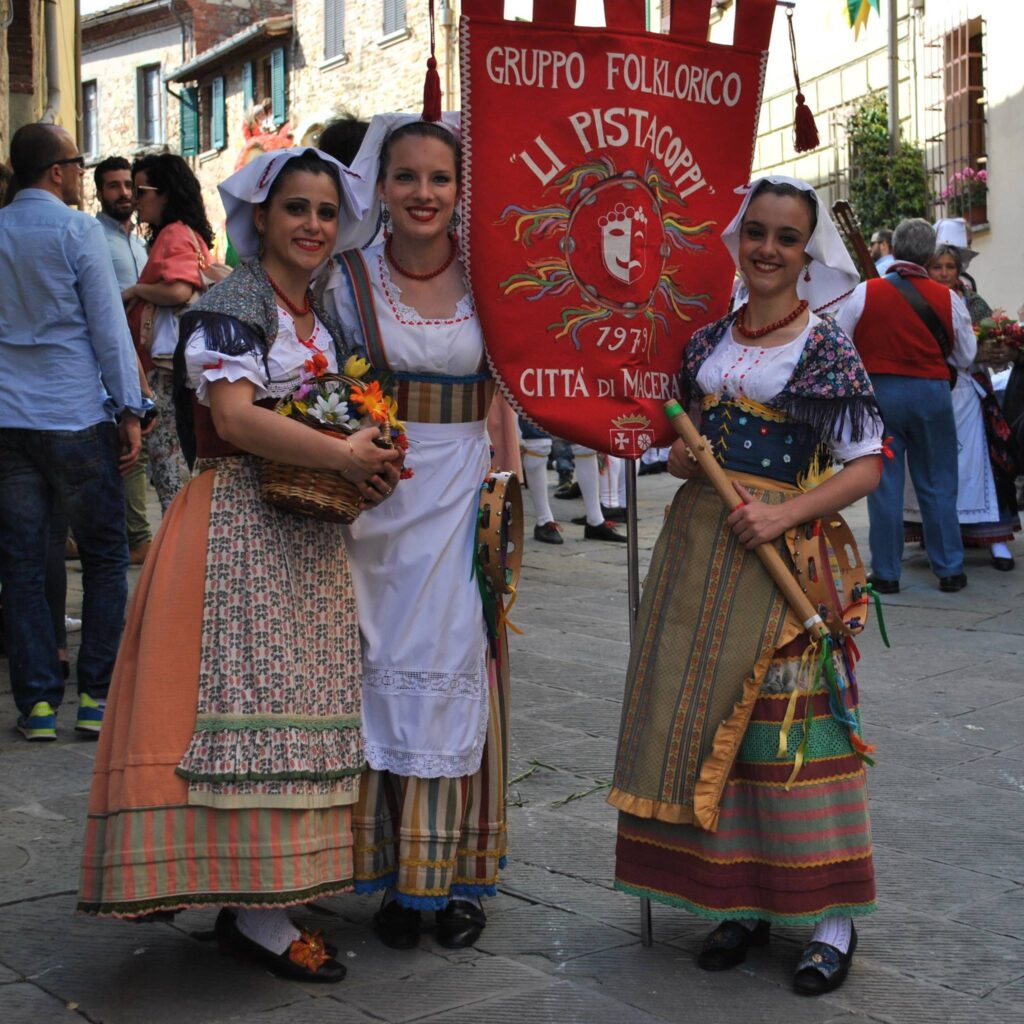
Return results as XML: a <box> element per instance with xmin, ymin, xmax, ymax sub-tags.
<box><xmin>474</xmin><ymin>471</ymin><xmax>524</xmax><ymax>639</ymax></box>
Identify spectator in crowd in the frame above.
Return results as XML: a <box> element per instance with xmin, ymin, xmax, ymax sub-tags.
<box><xmin>0</xmin><ymin>123</ymin><xmax>146</xmax><ymax>741</ymax></box>
<box><xmin>869</xmin><ymin>227</ymin><xmax>894</xmax><ymax>274</ymax></box>
<box><xmin>837</xmin><ymin>218</ymin><xmax>975</xmax><ymax>593</ymax></box>
<box><xmin>95</xmin><ymin>156</ymin><xmax>154</xmax><ymax>564</ymax></box>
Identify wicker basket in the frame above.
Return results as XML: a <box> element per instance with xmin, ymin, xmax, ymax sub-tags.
<box><xmin>259</xmin><ymin>374</ymin><xmax>392</xmax><ymax>523</ymax></box>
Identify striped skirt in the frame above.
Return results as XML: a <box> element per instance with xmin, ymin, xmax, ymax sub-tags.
<box><xmin>352</xmin><ymin>644</ymin><xmax>510</xmax><ymax>910</ymax></box>
<box><xmin>78</xmin><ymin>459</ymin><xmax>363</xmax><ymax>917</ymax></box>
<box><xmin>609</xmin><ymin>476</ymin><xmax>876</xmax><ymax>925</ymax></box>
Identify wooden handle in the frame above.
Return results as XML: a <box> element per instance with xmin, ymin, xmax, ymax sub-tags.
<box><xmin>663</xmin><ymin>401</ymin><xmax>824</xmax><ymax>634</ymax></box>
<box><xmin>832</xmin><ymin>200</ymin><xmax>879</xmax><ymax>281</ymax></box>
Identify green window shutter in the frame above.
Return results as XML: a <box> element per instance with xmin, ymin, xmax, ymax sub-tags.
<box><xmin>242</xmin><ymin>61</ymin><xmax>254</xmax><ymax>109</ymax></box>
<box><xmin>270</xmin><ymin>46</ymin><xmax>286</xmax><ymax>126</ymax></box>
<box><xmin>180</xmin><ymin>86</ymin><xmax>199</xmax><ymax>156</ymax></box>
<box><xmin>212</xmin><ymin>76</ymin><xmax>226</xmax><ymax>149</ymax></box>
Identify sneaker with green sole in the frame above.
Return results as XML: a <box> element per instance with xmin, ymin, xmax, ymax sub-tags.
<box><xmin>75</xmin><ymin>693</ymin><xmax>105</xmax><ymax>735</ymax></box>
<box><xmin>17</xmin><ymin>701</ymin><xmax>57</xmax><ymax>741</ymax></box>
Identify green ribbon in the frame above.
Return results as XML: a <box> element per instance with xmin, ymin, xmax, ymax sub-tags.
<box><xmin>862</xmin><ymin>583</ymin><xmax>892</xmax><ymax>648</ymax></box>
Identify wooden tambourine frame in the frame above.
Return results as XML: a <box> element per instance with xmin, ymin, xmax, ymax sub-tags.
<box><xmin>476</xmin><ymin>471</ymin><xmax>523</xmax><ymax>597</ymax></box>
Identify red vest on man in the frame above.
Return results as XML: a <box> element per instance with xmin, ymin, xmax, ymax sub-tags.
<box><xmin>852</xmin><ymin>276</ymin><xmax>955</xmax><ymax>380</ymax></box>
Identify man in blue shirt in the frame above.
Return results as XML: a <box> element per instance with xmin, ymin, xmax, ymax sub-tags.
<box><xmin>870</xmin><ymin>228</ymin><xmax>895</xmax><ymax>274</ymax></box>
<box><xmin>0</xmin><ymin>123</ymin><xmax>147</xmax><ymax>741</ymax></box>
<box><xmin>94</xmin><ymin>156</ymin><xmax>153</xmax><ymax>564</ymax></box>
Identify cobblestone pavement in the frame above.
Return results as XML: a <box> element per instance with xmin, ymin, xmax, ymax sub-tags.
<box><xmin>0</xmin><ymin>471</ymin><xmax>1021</xmax><ymax>1023</ymax></box>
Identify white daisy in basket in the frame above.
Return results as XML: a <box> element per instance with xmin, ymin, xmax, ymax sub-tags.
<box><xmin>308</xmin><ymin>392</ymin><xmax>352</xmax><ymax>427</ymax></box>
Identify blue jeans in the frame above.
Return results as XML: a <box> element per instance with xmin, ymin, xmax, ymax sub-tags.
<box><xmin>0</xmin><ymin>423</ymin><xmax>128</xmax><ymax>714</ymax></box>
<box><xmin>868</xmin><ymin>376</ymin><xmax>964</xmax><ymax>580</ymax></box>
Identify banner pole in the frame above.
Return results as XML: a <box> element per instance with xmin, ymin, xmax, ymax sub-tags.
<box><xmin>624</xmin><ymin>458</ymin><xmax>654</xmax><ymax>947</ymax></box>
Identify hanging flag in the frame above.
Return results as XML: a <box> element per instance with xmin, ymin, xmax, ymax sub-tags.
<box><xmin>846</xmin><ymin>0</ymin><xmax>881</xmax><ymax>38</ymax></box>
<box><xmin>460</xmin><ymin>0</ymin><xmax>775</xmax><ymax>455</ymax></box>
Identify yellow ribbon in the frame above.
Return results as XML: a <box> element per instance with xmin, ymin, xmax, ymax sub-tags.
<box><xmin>776</xmin><ymin>640</ymin><xmax>817</xmax><ymax>759</ymax></box>
<box><xmin>496</xmin><ymin>587</ymin><xmax>524</xmax><ymax>636</ymax></box>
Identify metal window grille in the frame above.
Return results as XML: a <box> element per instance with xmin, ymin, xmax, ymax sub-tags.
<box><xmin>138</xmin><ymin>65</ymin><xmax>162</xmax><ymax>144</ymax></box>
<box><xmin>383</xmin><ymin>0</ymin><xmax>406</xmax><ymax>36</ymax></box>
<box><xmin>325</xmin><ymin>0</ymin><xmax>346</xmax><ymax>59</ymax></box>
<box><xmin>83</xmin><ymin>81</ymin><xmax>98</xmax><ymax>158</ymax></box>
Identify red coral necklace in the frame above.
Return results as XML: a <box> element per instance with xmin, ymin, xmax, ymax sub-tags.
<box><xmin>734</xmin><ymin>299</ymin><xmax>808</xmax><ymax>339</ymax></box>
<box><xmin>385</xmin><ymin>235</ymin><xmax>456</xmax><ymax>281</ymax></box>
<box><xmin>265</xmin><ymin>269</ymin><xmax>312</xmax><ymax>318</ymax></box>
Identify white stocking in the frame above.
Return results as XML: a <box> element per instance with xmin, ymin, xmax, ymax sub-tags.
<box><xmin>574</xmin><ymin>447</ymin><xmax>603</xmax><ymax>526</ymax></box>
<box><xmin>522</xmin><ymin>437</ymin><xmax>554</xmax><ymax>525</ymax></box>
<box><xmin>601</xmin><ymin>456</ymin><xmax>624</xmax><ymax>508</ymax></box>
<box><xmin>810</xmin><ymin>915</ymin><xmax>852</xmax><ymax>953</ymax></box>
<box><xmin>235</xmin><ymin>907</ymin><xmax>300</xmax><ymax>955</ymax></box>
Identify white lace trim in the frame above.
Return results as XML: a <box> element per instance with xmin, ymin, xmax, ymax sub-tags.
<box><xmin>363</xmin><ymin>665</ymin><xmax>483</xmax><ymax>698</ymax></box>
<box><xmin>364</xmin><ymin>740</ymin><xmax>485</xmax><ymax>779</ymax></box>
<box><xmin>376</xmin><ymin>251</ymin><xmax>475</xmax><ymax>325</ymax></box>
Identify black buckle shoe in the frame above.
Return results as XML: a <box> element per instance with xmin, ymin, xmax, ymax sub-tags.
<box><xmin>435</xmin><ymin>899</ymin><xmax>486</xmax><ymax>949</ymax></box>
<box><xmin>214</xmin><ymin>908</ymin><xmax>346</xmax><ymax>983</ymax></box>
<box><xmin>793</xmin><ymin>924</ymin><xmax>857</xmax><ymax>995</ymax></box>
<box><xmin>697</xmin><ymin>920</ymin><xmax>770</xmax><ymax>971</ymax></box>
<box><xmin>373</xmin><ymin>898</ymin><xmax>421</xmax><ymax>950</ymax></box>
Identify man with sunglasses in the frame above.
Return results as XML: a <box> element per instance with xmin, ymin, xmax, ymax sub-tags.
<box><xmin>0</xmin><ymin>123</ymin><xmax>149</xmax><ymax>742</ymax></box>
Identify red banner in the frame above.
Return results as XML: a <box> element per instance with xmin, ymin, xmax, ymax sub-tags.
<box><xmin>461</xmin><ymin>0</ymin><xmax>775</xmax><ymax>455</ymax></box>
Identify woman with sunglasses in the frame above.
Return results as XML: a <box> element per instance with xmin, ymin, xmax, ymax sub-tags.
<box><xmin>121</xmin><ymin>154</ymin><xmax>215</xmax><ymax>512</ymax></box>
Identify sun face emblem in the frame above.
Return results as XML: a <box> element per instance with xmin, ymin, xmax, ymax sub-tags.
<box><xmin>499</xmin><ymin>157</ymin><xmax>714</xmax><ymax>351</ymax></box>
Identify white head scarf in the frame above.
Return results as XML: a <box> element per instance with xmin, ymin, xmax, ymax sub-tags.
<box><xmin>720</xmin><ymin>175</ymin><xmax>860</xmax><ymax>315</ymax></box>
<box><xmin>218</xmin><ymin>146</ymin><xmax>368</xmax><ymax>261</ymax></box>
<box><xmin>333</xmin><ymin>111</ymin><xmax>462</xmax><ymax>253</ymax></box>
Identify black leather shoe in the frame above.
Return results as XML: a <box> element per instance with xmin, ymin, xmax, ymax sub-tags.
<box><xmin>601</xmin><ymin>504</ymin><xmax>627</xmax><ymax>522</ymax></box>
<box><xmin>697</xmin><ymin>920</ymin><xmax>770</xmax><ymax>971</ymax></box>
<box><xmin>584</xmin><ymin>521</ymin><xmax>627</xmax><ymax>543</ymax></box>
<box><xmin>793</xmin><ymin>924</ymin><xmax>857</xmax><ymax>995</ymax></box>
<box><xmin>533</xmin><ymin>522</ymin><xmax>564</xmax><ymax>545</ymax></box>
<box><xmin>938</xmin><ymin>572</ymin><xmax>968</xmax><ymax>592</ymax></box>
<box><xmin>435</xmin><ymin>899</ymin><xmax>486</xmax><ymax>949</ymax></box>
<box><xmin>866</xmin><ymin>575</ymin><xmax>899</xmax><ymax>595</ymax></box>
<box><xmin>373</xmin><ymin>899</ymin><xmax>421</xmax><ymax>950</ymax></box>
<box><xmin>553</xmin><ymin>481</ymin><xmax>581</xmax><ymax>500</ymax></box>
<box><xmin>214</xmin><ymin>908</ymin><xmax>346</xmax><ymax>983</ymax></box>
<box><xmin>991</xmin><ymin>556</ymin><xmax>1015</xmax><ymax>572</ymax></box>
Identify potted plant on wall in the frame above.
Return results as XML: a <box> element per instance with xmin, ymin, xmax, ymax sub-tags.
<box><xmin>941</xmin><ymin>166</ymin><xmax>988</xmax><ymax>226</ymax></box>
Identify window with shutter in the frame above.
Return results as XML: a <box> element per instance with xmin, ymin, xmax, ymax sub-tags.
<box><xmin>212</xmin><ymin>76</ymin><xmax>226</xmax><ymax>150</ymax></box>
<box><xmin>383</xmin><ymin>0</ymin><xmax>406</xmax><ymax>37</ymax></box>
<box><xmin>137</xmin><ymin>64</ymin><xmax>162</xmax><ymax>145</ymax></box>
<box><xmin>180</xmin><ymin>85</ymin><xmax>199</xmax><ymax>157</ymax></box>
<box><xmin>270</xmin><ymin>46</ymin><xmax>287</xmax><ymax>126</ymax></box>
<box><xmin>243</xmin><ymin>61</ymin><xmax>255</xmax><ymax>110</ymax></box>
<box><xmin>325</xmin><ymin>0</ymin><xmax>346</xmax><ymax>60</ymax></box>
<box><xmin>83</xmin><ymin>81</ymin><xmax>99</xmax><ymax>158</ymax></box>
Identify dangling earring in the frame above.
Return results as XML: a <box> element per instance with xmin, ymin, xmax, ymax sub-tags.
<box><xmin>381</xmin><ymin>206</ymin><xmax>391</xmax><ymax>239</ymax></box>
<box><xmin>449</xmin><ymin>209</ymin><xmax>461</xmax><ymax>233</ymax></box>
<box><xmin>803</xmin><ymin>261</ymin><xmax>812</xmax><ymax>283</ymax></box>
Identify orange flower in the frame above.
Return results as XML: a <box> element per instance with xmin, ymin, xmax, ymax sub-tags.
<box><xmin>304</xmin><ymin>351</ymin><xmax>329</xmax><ymax>377</ymax></box>
<box><xmin>350</xmin><ymin>380</ymin><xmax>390</xmax><ymax>424</ymax></box>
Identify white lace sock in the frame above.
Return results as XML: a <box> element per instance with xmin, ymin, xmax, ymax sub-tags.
<box><xmin>235</xmin><ymin>907</ymin><xmax>300</xmax><ymax>955</ymax></box>
<box><xmin>600</xmin><ymin>456</ymin><xmax>623</xmax><ymax>507</ymax></box>
<box><xmin>991</xmin><ymin>541</ymin><xmax>1013</xmax><ymax>560</ymax></box>
<box><xmin>522</xmin><ymin>442</ymin><xmax>554</xmax><ymax>526</ymax></box>
<box><xmin>810</xmin><ymin>915</ymin><xmax>852</xmax><ymax>953</ymax></box>
<box><xmin>574</xmin><ymin>448</ymin><xmax>604</xmax><ymax>526</ymax></box>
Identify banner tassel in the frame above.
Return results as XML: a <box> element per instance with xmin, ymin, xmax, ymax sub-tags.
<box><xmin>787</xmin><ymin>7</ymin><xmax>820</xmax><ymax>153</ymax></box>
<box><xmin>423</xmin><ymin>0</ymin><xmax>443</xmax><ymax>122</ymax></box>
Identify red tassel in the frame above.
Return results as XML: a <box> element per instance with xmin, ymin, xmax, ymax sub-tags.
<box><xmin>787</xmin><ymin>8</ymin><xmax>819</xmax><ymax>153</ymax></box>
<box><xmin>794</xmin><ymin>93</ymin><xmax>820</xmax><ymax>153</ymax></box>
<box><xmin>423</xmin><ymin>56</ymin><xmax>442</xmax><ymax>123</ymax></box>
<box><xmin>422</xmin><ymin>0</ymin><xmax>442</xmax><ymax>122</ymax></box>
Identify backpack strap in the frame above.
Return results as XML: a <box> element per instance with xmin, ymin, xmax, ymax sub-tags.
<box><xmin>336</xmin><ymin>249</ymin><xmax>389</xmax><ymax>370</ymax></box>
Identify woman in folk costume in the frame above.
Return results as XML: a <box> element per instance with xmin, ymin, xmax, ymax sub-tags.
<box><xmin>608</xmin><ymin>177</ymin><xmax>885</xmax><ymax>995</ymax></box>
<box><xmin>78</xmin><ymin>149</ymin><xmax>400</xmax><ymax>983</ymax></box>
<box><xmin>323</xmin><ymin>109</ymin><xmax>517</xmax><ymax>951</ymax></box>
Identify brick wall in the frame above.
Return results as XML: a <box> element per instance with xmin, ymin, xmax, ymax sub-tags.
<box><xmin>7</xmin><ymin>0</ymin><xmax>37</xmax><ymax>94</ymax></box>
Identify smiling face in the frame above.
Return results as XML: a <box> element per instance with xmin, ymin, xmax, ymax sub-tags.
<box><xmin>737</xmin><ymin>193</ymin><xmax>814</xmax><ymax>300</ymax></box>
<box><xmin>928</xmin><ymin>252</ymin><xmax>960</xmax><ymax>289</ymax></box>
<box><xmin>253</xmin><ymin>168</ymin><xmax>340</xmax><ymax>277</ymax></box>
<box><xmin>377</xmin><ymin>134</ymin><xmax>458</xmax><ymax>245</ymax></box>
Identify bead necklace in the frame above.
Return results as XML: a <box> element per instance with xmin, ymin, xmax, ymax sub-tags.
<box><xmin>264</xmin><ymin>269</ymin><xmax>312</xmax><ymax>318</ymax></box>
<box><xmin>385</xmin><ymin>235</ymin><xmax>456</xmax><ymax>281</ymax></box>
<box><xmin>734</xmin><ymin>299</ymin><xmax>808</xmax><ymax>339</ymax></box>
